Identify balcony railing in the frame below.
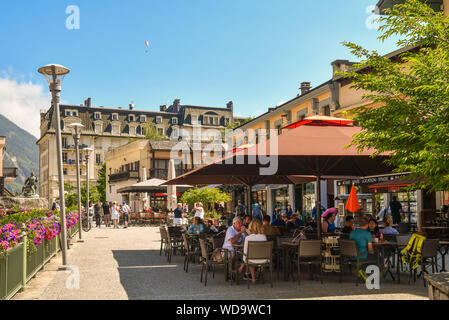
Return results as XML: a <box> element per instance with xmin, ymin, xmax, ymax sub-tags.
<box><xmin>108</xmin><ymin>171</ymin><xmax>139</xmax><ymax>183</ymax></box>
<box><xmin>3</xmin><ymin>167</ymin><xmax>18</xmax><ymax>178</ymax></box>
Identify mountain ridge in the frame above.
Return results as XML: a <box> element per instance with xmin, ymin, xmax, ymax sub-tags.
<box><xmin>0</xmin><ymin>113</ymin><xmax>39</xmax><ymax>194</ymax></box>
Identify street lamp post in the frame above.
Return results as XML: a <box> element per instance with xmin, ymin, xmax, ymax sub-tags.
<box><xmin>83</xmin><ymin>147</ymin><xmax>93</xmax><ymax>228</ymax></box>
<box><xmin>68</xmin><ymin>123</ymin><xmax>85</xmax><ymax>242</ymax></box>
<box><xmin>38</xmin><ymin>64</ymin><xmax>70</xmax><ymax>268</ymax></box>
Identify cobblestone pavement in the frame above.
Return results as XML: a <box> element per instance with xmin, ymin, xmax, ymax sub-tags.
<box><xmin>13</xmin><ymin>226</ymin><xmax>429</xmax><ymax>300</ymax></box>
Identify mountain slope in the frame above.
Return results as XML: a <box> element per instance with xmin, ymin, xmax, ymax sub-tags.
<box><xmin>0</xmin><ymin>113</ymin><xmax>39</xmax><ymax>194</ymax></box>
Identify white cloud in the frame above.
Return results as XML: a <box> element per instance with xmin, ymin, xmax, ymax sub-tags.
<box><xmin>0</xmin><ymin>71</ymin><xmax>50</xmax><ymax>138</ymax></box>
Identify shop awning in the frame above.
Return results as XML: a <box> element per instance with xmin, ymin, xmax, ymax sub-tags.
<box><xmin>282</xmin><ymin>115</ymin><xmax>354</xmax><ymax>130</ymax></box>
<box><xmin>368</xmin><ymin>176</ymin><xmax>424</xmax><ymax>192</ymax></box>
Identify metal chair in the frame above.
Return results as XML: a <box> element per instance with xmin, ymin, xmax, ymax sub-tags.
<box><xmin>159</xmin><ymin>226</ymin><xmax>168</xmax><ymax>256</ymax></box>
<box><xmin>339</xmin><ymin>239</ymin><xmax>377</xmax><ymax>286</ymax></box>
<box><xmin>199</xmin><ymin>239</ymin><xmax>228</xmax><ymax>286</ymax></box>
<box><xmin>293</xmin><ymin>240</ymin><xmax>322</xmax><ymax>286</ymax></box>
<box><xmin>165</xmin><ymin>226</ymin><xmax>184</xmax><ymax>263</ymax></box>
<box><xmin>182</xmin><ymin>233</ymin><xmax>200</xmax><ymax>272</ymax></box>
<box><xmin>419</xmin><ymin>239</ymin><xmax>439</xmax><ymax>287</ymax></box>
<box><xmin>239</xmin><ymin>241</ymin><xmax>273</xmax><ymax>289</ymax></box>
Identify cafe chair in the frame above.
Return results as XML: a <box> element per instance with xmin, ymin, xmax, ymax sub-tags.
<box><xmin>293</xmin><ymin>240</ymin><xmax>322</xmax><ymax>286</ymax></box>
<box><xmin>165</xmin><ymin>227</ymin><xmax>184</xmax><ymax>263</ymax></box>
<box><xmin>418</xmin><ymin>239</ymin><xmax>439</xmax><ymax>287</ymax></box>
<box><xmin>182</xmin><ymin>233</ymin><xmax>200</xmax><ymax>272</ymax></box>
<box><xmin>159</xmin><ymin>226</ymin><xmax>169</xmax><ymax>256</ymax></box>
<box><xmin>276</xmin><ymin>237</ymin><xmax>294</xmax><ymax>280</ymax></box>
<box><xmin>199</xmin><ymin>239</ymin><xmax>228</xmax><ymax>286</ymax></box>
<box><xmin>239</xmin><ymin>241</ymin><xmax>274</xmax><ymax>289</ymax></box>
<box><xmin>339</xmin><ymin>239</ymin><xmax>378</xmax><ymax>286</ymax></box>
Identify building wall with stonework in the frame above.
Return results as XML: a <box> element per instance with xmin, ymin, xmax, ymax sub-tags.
<box><xmin>37</xmin><ymin>98</ymin><xmax>236</xmax><ymax>205</ymax></box>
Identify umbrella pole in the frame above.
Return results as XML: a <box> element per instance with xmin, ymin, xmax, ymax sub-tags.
<box><xmin>247</xmin><ymin>185</ymin><xmax>253</xmax><ymax>217</ymax></box>
<box><xmin>316</xmin><ymin>176</ymin><xmax>322</xmax><ymax>239</ymax></box>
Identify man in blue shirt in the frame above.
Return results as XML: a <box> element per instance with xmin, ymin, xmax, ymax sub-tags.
<box><xmin>312</xmin><ymin>205</ymin><xmax>326</xmax><ymax>222</ymax></box>
<box><xmin>252</xmin><ymin>203</ymin><xmax>262</xmax><ymax>221</ymax></box>
<box><xmin>349</xmin><ymin>216</ymin><xmax>375</xmax><ymax>260</ymax></box>
<box><xmin>271</xmin><ymin>214</ymin><xmax>286</xmax><ymax>227</ymax></box>
<box><xmin>173</xmin><ymin>203</ymin><xmax>184</xmax><ymax>226</ymax></box>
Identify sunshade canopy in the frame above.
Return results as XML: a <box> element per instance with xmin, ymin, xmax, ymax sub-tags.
<box><xmin>346</xmin><ymin>184</ymin><xmax>361</xmax><ymax>213</ymax></box>
<box><xmin>117</xmin><ymin>178</ymin><xmax>191</xmax><ymax>193</ymax></box>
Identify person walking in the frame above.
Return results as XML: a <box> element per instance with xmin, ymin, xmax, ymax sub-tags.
<box><xmin>102</xmin><ymin>201</ymin><xmax>111</xmax><ymax>227</ymax></box>
<box><xmin>173</xmin><ymin>203</ymin><xmax>183</xmax><ymax>226</ymax></box>
<box><xmin>94</xmin><ymin>200</ymin><xmax>102</xmax><ymax>228</ymax></box>
<box><xmin>252</xmin><ymin>202</ymin><xmax>262</xmax><ymax>221</ymax></box>
<box><xmin>389</xmin><ymin>196</ymin><xmax>403</xmax><ymax>225</ymax></box>
<box><xmin>121</xmin><ymin>201</ymin><xmax>131</xmax><ymax>228</ymax></box>
<box><xmin>111</xmin><ymin>201</ymin><xmax>119</xmax><ymax>229</ymax></box>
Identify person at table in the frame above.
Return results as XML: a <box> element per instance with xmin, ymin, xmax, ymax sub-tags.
<box><xmin>186</xmin><ymin>216</ymin><xmax>205</xmax><ymax>235</ymax></box>
<box><xmin>312</xmin><ymin>205</ymin><xmax>326</xmax><ymax>222</ymax></box>
<box><xmin>285</xmin><ymin>204</ymin><xmax>294</xmax><ymax>220</ymax></box>
<box><xmin>322</xmin><ymin>211</ymin><xmax>336</xmax><ymax>233</ymax></box>
<box><xmin>389</xmin><ymin>196</ymin><xmax>403</xmax><ymax>225</ymax></box>
<box><xmin>368</xmin><ymin>217</ymin><xmax>381</xmax><ymax>240</ymax></box>
<box><xmin>222</xmin><ymin>217</ymin><xmax>248</xmax><ymax>272</ymax></box>
<box><xmin>243</xmin><ymin>215</ymin><xmax>252</xmax><ymax>228</ymax></box>
<box><xmin>305</xmin><ymin>216</ymin><xmax>316</xmax><ymax>228</ymax></box>
<box><xmin>261</xmin><ymin>215</ymin><xmax>281</xmax><ymax>236</ymax></box>
<box><xmin>349</xmin><ymin>216</ymin><xmax>375</xmax><ymax>260</ymax></box>
<box><xmin>173</xmin><ymin>203</ymin><xmax>184</xmax><ymax>226</ymax></box>
<box><xmin>289</xmin><ymin>213</ymin><xmax>305</xmax><ymax>228</ymax></box>
<box><xmin>205</xmin><ymin>220</ymin><xmax>218</xmax><ymax>233</ymax></box>
<box><xmin>341</xmin><ymin>215</ymin><xmax>355</xmax><ymax>234</ymax></box>
<box><xmin>238</xmin><ymin>220</ymin><xmax>267</xmax><ymax>284</ymax></box>
<box><xmin>271</xmin><ymin>214</ymin><xmax>286</xmax><ymax>227</ymax></box>
<box><xmin>381</xmin><ymin>216</ymin><xmax>399</xmax><ymax>235</ymax></box>
<box><xmin>271</xmin><ymin>207</ymin><xmax>280</xmax><ymax>224</ymax></box>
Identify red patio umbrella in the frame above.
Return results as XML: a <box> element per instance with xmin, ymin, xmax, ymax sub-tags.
<box><xmin>346</xmin><ymin>184</ymin><xmax>361</xmax><ymax>213</ymax></box>
<box><xmin>164</xmin><ymin>125</ymin><xmax>393</xmax><ymax>238</ymax></box>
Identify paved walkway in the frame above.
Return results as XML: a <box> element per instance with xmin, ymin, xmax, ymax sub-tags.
<box><xmin>13</xmin><ymin>226</ymin><xmax>429</xmax><ymax>300</ymax></box>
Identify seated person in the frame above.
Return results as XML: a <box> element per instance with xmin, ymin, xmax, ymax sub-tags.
<box><xmin>222</xmin><ymin>217</ymin><xmax>248</xmax><ymax>271</ymax></box>
<box><xmin>349</xmin><ymin>216</ymin><xmax>375</xmax><ymax>260</ymax></box>
<box><xmin>206</xmin><ymin>220</ymin><xmax>218</xmax><ymax>233</ymax></box>
<box><xmin>368</xmin><ymin>217</ymin><xmax>381</xmax><ymax>240</ymax></box>
<box><xmin>243</xmin><ymin>215</ymin><xmax>252</xmax><ymax>228</ymax></box>
<box><xmin>321</xmin><ymin>212</ymin><xmax>336</xmax><ymax>233</ymax></box>
<box><xmin>341</xmin><ymin>215</ymin><xmax>355</xmax><ymax>234</ymax></box>
<box><xmin>381</xmin><ymin>216</ymin><xmax>399</xmax><ymax>235</ymax></box>
<box><xmin>288</xmin><ymin>213</ymin><xmax>305</xmax><ymax>228</ymax></box>
<box><xmin>238</xmin><ymin>220</ymin><xmax>267</xmax><ymax>284</ymax></box>
<box><xmin>261</xmin><ymin>215</ymin><xmax>280</xmax><ymax>236</ymax></box>
<box><xmin>271</xmin><ymin>214</ymin><xmax>286</xmax><ymax>227</ymax></box>
<box><xmin>305</xmin><ymin>216</ymin><xmax>316</xmax><ymax>228</ymax></box>
<box><xmin>186</xmin><ymin>216</ymin><xmax>205</xmax><ymax>235</ymax></box>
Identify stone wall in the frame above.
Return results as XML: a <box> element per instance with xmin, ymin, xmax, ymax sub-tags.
<box><xmin>0</xmin><ymin>197</ymin><xmax>49</xmax><ymax>210</ymax></box>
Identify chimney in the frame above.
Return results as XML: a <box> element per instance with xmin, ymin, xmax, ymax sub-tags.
<box><xmin>129</xmin><ymin>103</ymin><xmax>134</xmax><ymax>110</ymax></box>
<box><xmin>84</xmin><ymin>97</ymin><xmax>91</xmax><ymax>107</ymax></box>
<box><xmin>160</xmin><ymin>105</ymin><xmax>167</xmax><ymax>112</ymax></box>
<box><xmin>173</xmin><ymin>99</ymin><xmax>180</xmax><ymax>106</ymax></box>
<box><xmin>268</xmin><ymin>107</ymin><xmax>276</xmax><ymax>112</ymax></box>
<box><xmin>226</xmin><ymin>101</ymin><xmax>233</xmax><ymax>110</ymax></box>
<box><xmin>300</xmin><ymin>82</ymin><xmax>311</xmax><ymax>95</ymax></box>
<box><xmin>331</xmin><ymin>60</ymin><xmax>356</xmax><ymax>77</ymax></box>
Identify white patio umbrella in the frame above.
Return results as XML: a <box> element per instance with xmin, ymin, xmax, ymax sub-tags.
<box><xmin>167</xmin><ymin>159</ymin><xmax>177</xmax><ymax>212</ymax></box>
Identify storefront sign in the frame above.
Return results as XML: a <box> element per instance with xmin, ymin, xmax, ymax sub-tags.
<box><xmin>337</xmin><ymin>173</ymin><xmax>409</xmax><ymax>187</ymax></box>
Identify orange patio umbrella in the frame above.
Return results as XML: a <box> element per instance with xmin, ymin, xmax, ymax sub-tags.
<box><xmin>346</xmin><ymin>184</ymin><xmax>361</xmax><ymax>213</ymax></box>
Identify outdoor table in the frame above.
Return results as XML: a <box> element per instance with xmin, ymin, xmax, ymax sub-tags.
<box><xmin>281</xmin><ymin>241</ymin><xmax>299</xmax><ymax>281</ymax></box>
<box><xmin>439</xmin><ymin>241</ymin><xmax>449</xmax><ymax>272</ymax></box>
<box><xmin>425</xmin><ymin>272</ymin><xmax>449</xmax><ymax>300</ymax></box>
<box><xmin>373</xmin><ymin>241</ymin><xmax>398</xmax><ymax>282</ymax></box>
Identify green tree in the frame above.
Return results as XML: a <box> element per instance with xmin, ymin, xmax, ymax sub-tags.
<box><xmin>97</xmin><ymin>163</ymin><xmax>106</xmax><ymax>203</ymax></box>
<box><xmin>64</xmin><ymin>181</ymin><xmax>101</xmax><ymax>208</ymax></box>
<box><xmin>180</xmin><ymin>187</ymin><xmax>230</xmax><ymax>213</ymax></box>
<box><xmin>341</xmin><ymin>0</ymin><xmax>449</xmax><ymax>191</ymax></box>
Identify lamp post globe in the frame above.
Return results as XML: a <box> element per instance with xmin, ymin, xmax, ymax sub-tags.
<box><xmin>38</xmin><ymin>63</ymin><xmax>70</xmax><ymax>269</ymax></box>
<box><xmin>68</xmin><ymin>123</ymin><xmax>84</xmax><ymax>242</ymax></box>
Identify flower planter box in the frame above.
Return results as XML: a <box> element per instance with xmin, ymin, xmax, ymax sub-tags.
<box><xmin>425</xmin><ymin>273</ymin><xmax>449</xmax><ymax>300</ymax></box>
<box><xmin>0</xmin><ymin>243</ymin><xmax>25</xmax><ymax>300</ymax></box>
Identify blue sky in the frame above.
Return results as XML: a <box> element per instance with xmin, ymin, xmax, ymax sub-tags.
<box><xmin>0</xmin><ymin>0</ymin><xmax>399</xmax><ymax>137</ymax></box>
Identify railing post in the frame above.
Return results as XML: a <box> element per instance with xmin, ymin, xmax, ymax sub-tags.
<box><xmin>22</xmin><ymin>235</ymin><xmax>27</xmax><ymax>292</ymax></box>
